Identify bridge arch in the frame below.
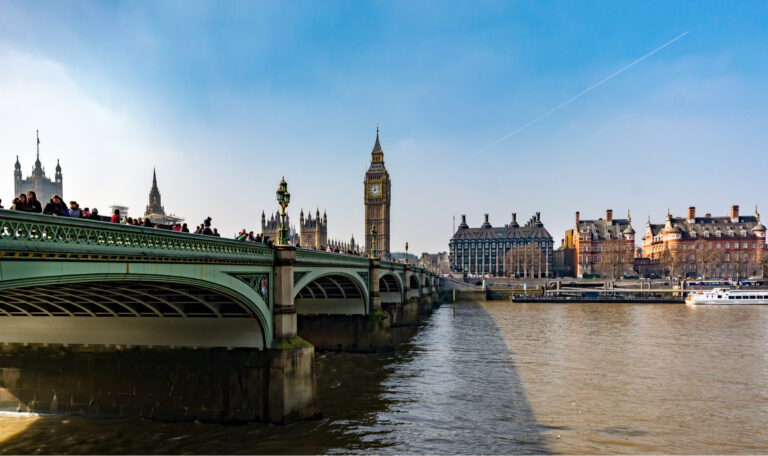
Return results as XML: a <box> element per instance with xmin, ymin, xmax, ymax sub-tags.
<box><xmin>409</xmin><ymin>274</ymin><xmax>420</xmax><ymax>291</ymax></box>
<box><xmin>0</xmin><ymin>272</ymin><xmax>271</xmax><ymax>348</ymax></box>
<box><xmin>379</xmin><ymin>271</ymin><xmax>404</xmax><ymax>304</ymax></box>
<box><xmin>293</xmin><ymin>271</ymin><xmax>369</xmax><ymax>315</ymax></box>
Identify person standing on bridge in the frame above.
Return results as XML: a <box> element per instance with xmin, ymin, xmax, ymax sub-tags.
<box><xmin>11</xmin><ymin>194</ymin><xmax>27</xmax><ymax>211</ymax></box>
<box><xmin>44</xmin><ymin>195</ymin><xmax>68</xmax><ymax>216</ymax></box>
<box><xmin>110</xmin><ymin>208</ymin><xmax>121</xmax><ymax>223</ymax></box>
<box><xmin>69</xmin><ymin>201</ymin><xmax>82</xmax><ymax>218</ymax></box>
<box><xmin>26</xmin><ymin>191</ymin><xmax>42</xmax><ymax>213</ymax></box>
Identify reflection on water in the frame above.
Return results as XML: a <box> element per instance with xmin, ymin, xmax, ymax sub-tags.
<box><xmin>2</xmin><ymin>301</ymin><xmax>768</xmax><ymax>454</ymax></box>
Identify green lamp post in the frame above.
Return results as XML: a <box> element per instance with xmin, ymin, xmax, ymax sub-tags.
<box><xmin>405</xmin><ymin>241</ymin><xmax>409</xmax><ymax>265</ymax></box>
<box><xmin>370</xmin><ymin>224</ymin><xmax>377</xmax><ymax>258</ymax></box>
<box><xmin>275</xmin><ymin>177</ymin><xmax>291</xmax><ymax>245</ymax></box>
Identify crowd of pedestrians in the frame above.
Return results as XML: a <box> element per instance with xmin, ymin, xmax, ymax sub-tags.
<box><xmin>4</xmin><ymin>191</ymin><xmax>226</xmax><ymax>239</ymax></box>
<box><xmin>4</xmin><ymin>192</ymin><xmax>372</xmax><ymax>256</ymax></box>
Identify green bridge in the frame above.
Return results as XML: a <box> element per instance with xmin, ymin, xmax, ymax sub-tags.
<box><xmin>0</xmin><ymin>210</ymin><xmax>442</xmax><ymax>423</ymax></box>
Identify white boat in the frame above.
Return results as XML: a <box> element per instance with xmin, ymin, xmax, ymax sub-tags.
<box><xmin>686</xmin><ymin>288</ymin><xmax>768</xmax><ymax>305</ymax></box>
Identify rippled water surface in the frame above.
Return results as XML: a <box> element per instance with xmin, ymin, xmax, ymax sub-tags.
<box><xmin>2</xmin><ymin>301</ymin><xmax>768</xmax><ymax>454</ymax></box>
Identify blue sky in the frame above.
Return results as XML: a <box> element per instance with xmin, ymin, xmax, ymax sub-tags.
<box><xmin>1</xmin><ymin>1</ymin><xmax>767</xmax><ymax>252</ymax></box>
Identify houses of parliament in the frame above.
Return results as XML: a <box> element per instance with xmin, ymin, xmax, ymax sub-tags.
<box><xmin>12</xmin><ymin>129</ymin><xmax>394</xmax><ymax>259</ymax></box>
<box><xmin>260</xmin><ymin>128</ymin><xmax>393</xmax><ymax>257</ymax></box>
<box><xmin>14</xmin><ymin>131</ymin><xmax>63</xmax><ymax>203</ymax></box>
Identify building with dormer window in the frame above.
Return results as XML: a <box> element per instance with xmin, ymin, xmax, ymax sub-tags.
<box><xmin>449</xmin><ymin>213</ymin><xmax>554</xmax><ymax>277</ymax></box>
<box><xmin>572</xmin><ymin>209</ymin><xmax>636</xmax><ymax>278</ymax></box>
<box><xmin>642</xmin><ymin>205</ymin><xmax>767</xmax><ymax>278</ymax></box>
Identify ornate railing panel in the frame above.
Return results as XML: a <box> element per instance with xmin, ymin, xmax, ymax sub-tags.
<box><xmin>295</xmin><ymin>248</ymin><xmax>372</xmax><ymax>267</ymax></box>
<box><xmin>0</xmin><ymin>210</ymin><xmax>274</xmax><ymax>263</ymax></box>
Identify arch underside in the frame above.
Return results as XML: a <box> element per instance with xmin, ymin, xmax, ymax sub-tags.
<box><xmin>295</xmin><ymin>274</ymin><xmax>366</xmax><ymax>315</ymax></box>
<box><xmin>379</xmin><ymin>274</ymin><xmax>402</xmax><ymax>304</ymax></box>
<box><xmin>0</xmin><ymin>281</ymin><xmax>265</xmax><ymax>348</ymax></box>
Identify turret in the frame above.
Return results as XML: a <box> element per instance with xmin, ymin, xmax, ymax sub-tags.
<box><xmin>458</xmin><ymin>214</ymin><xmax>469</xmax><ymax>230</ymax></box>
<box><xmin>55</xmin><ymin>158</ymin><xmax>62</xmax><ymax>183</ymax></box>
<box><xmin>752</xmin><ymin>206</ymin><xmax>766</xmax><ymax>238</ymax></box>
<box><xmin>261</xmin><ymin>210</ymin><xmax>266</xmax><ymax>233</ymax></box>
<box><xmin>14</xmin><ymin>155</ymin><xmax>21</xmax><ymax>181</ymax></box>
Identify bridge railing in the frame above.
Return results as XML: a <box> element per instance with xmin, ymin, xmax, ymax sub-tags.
<box><xmin>295</xmin><ymin>248</ymin><xmax>372</xmax><ymax>267</ymax></box>
<box><xmin>0</xmin><ymin>209</ymin><xmax>274</xmax><ymax>262</ymax></box>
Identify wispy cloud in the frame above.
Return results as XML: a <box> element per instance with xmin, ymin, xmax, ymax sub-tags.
<box><xmin>470</xmin><ymin>31</ymin><xmax>690</xmax><ymax>159</ymax></box>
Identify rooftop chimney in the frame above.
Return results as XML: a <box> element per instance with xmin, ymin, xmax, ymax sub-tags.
<box><xmin>606</xmin><ymin>209</ymin><xmax>613</xmax><ymax>224</ymax></box>
<box><xmin>484</xmin><ymin>214</ymin><xmax>489</xmax><ymax>224</ymax></box>
<box><xmin>730</xmin><ymin>205</ymin><xmax>739</xmax><ymax>222</ymax></box>
<box><xmin>511</xmin><ymin>213</ymin><xmax>517</xmax><ymax>224</ymax></box>
<box><xmin>575</xmin><ymin>211</ymin><xmax>580</xmax><ymax>227</ymax></box>
<box><xmin>687</xmin><ymin>206</ymin><xmax>695</xmax><ymax>223</ymax></box>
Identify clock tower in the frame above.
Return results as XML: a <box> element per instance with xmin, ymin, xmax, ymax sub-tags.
<box><xmin>364</xmin><ymin>127</ymin><xmax>391</xmax><ymax>258</ymax></box>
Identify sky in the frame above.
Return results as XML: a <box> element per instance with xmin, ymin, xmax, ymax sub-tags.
<box><xmin>1</xmin><ymin>1</ymin><xmax>767</xmax><ymax>253</ymax></box>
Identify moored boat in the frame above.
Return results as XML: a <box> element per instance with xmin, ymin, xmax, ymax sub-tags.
<box><xmin>686</xmin><ymin>288</ymin><xmax>768</xmax><ymax>305</ymax></box>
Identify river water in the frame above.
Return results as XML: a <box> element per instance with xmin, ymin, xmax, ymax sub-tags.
<box><xmin>2</xmin><ymin>301</ymin><xmax>768</xmax><ymax>454</ymax></box>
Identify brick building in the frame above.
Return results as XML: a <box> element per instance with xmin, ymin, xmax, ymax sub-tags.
<box><xmin>573</xmin><ymin>209</ymin><xmax>636</xmax><ymax>278</ymax></box>
<box><xmin>642</xmin><ymin>205</ymin><xmax>767</xmax><ymax>279</ymax></box>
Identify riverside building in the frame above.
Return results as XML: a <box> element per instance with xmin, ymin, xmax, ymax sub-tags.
<box><xmin>642</xmin><ymin>205</ymin><xmax>767</xmax><ymax>279</ymax></box>
<box><xmin>573</xmin><ymin>209</ymin><xmax>636</xmax><ymax>278</ymax></box>
<box><xmin>449</xmin><ymin>213</ymin><xmax>554</xmax><ymax>277</ymax></box>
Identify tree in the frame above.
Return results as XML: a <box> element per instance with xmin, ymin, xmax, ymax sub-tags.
<box><xmin>598</xmin><ymin>238</ymin><xmax>626</xmax><ymax>279</ymax></box>
<box><xmin>693</xmin><ymin>239</ymin><xmax>722</xmax><ymax>279</ymax></box>
<box><xmin>757</xmin><ymin>253</ymin><xmax>768</xmax><ymax>279</ymax></box>
<box><xmin>504</xmin><ymin>242</ymin><xmax>544</xmax><ymax>279</ymax></box>
<box><xmin>660</xmin><ymin>245</ymin><xmax>685</xmax><ymax>278</ymax></box>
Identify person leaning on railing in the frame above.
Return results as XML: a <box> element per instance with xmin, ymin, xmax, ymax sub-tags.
<box><xmin>11</xmin><ymin>193</ymin><xmax>28</xmax><ymax>211</ymax></box>
<box><xmin>43</xmin><ymin>195</ymin><xmax>69</xmax><ymax>216</ymax></box>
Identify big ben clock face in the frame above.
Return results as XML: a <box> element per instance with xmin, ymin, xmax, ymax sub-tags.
<box><xmin>368</xmin><ymin>183</ymin><xmax>382</xmax><ymax>197</ymax></box>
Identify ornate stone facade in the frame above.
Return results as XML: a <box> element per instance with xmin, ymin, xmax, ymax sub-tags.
<box><xmin>299</xmin><ymin>209</ymin><xmax>327</xmax><ymax>249</ymax></box>
<box><xmin>261</xmin><ymin>211</ymin><xmax>299</xmax><ymax>244</ymax></box>
<box><xmin>14</xmin><ymin>131</ymin><xmax>63</xmax><ymax>203</ymax></box>
<box><xmin>144</xmin><ymin>169</ymin><xmax>183</xmax><ymax>225</ymax></box>
<box><xmin>364</xmin><ymin>128</ymin><xmax>391</xmax><ymax>258</ymax></box>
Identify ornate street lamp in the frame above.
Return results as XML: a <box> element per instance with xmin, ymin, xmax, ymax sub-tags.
<box><xmin>275</xmin><ymin>177</ymin><xmax>291</xmax><ymax>245</ymax></box>
<box><xmin>405</xmin><ymin>241</ymin><xmax>409</xmax><ymax>265</ymax></box>
<box><xmin>370</xmin><ymin>224</ymin><xmax>377</xmax><ymax>258</ymax></box>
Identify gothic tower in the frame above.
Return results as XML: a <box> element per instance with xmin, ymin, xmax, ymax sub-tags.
<box><xmin>14</xmin><ymin>130</ymin><xmax>63</xmax><ymax>202</ymax></box>
<box><xmin>364</xmin><ymin>127</ymin><xmax>391</xmax><ymax>257</ymax></box>
<box><xmin>145</xmin><ymin>168</ymin><xmax>165</xmax><ymax>218</ymax></box>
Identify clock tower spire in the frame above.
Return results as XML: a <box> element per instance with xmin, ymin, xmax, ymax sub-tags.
<box><xmin>364</xmin><ymin>127</ymin><xmax>391</xmax><ymax>258</ymax></box>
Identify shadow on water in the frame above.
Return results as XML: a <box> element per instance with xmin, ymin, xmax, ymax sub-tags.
<box><xmin>343</xmin><ymin>299</ymin><xmax>550</xmax><ymax>454</ymax></box>
<box><xmin>0</xmin><ymin>300</ymin><xmax>550</xmax><ymax>454</ymax></box>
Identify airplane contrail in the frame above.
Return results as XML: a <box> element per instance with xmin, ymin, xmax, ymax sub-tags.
<box><xmin>470</xmin><ymin>31</ymin><xmax>689</xmax><ymax>158</ymax></box>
